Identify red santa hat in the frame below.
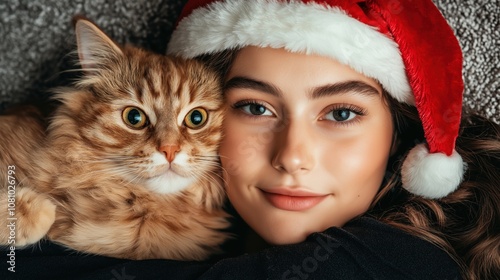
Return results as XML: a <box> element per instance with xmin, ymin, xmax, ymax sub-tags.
<box><xmin>167</xmin><ymin>0</ymin><xmax>466</xmax><ymax>199</ymax></box>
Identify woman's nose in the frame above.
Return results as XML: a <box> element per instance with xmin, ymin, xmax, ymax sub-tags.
<box><xmin>271</xmin><ymin>119</ymin><xmax>315</xmax><ymax>174</ymax></box>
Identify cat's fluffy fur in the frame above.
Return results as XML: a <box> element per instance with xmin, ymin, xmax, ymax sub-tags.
<box><xmin>0</xmin><ymin>18</ymin><xmax>229</xmax><ymax>260</ymax></box>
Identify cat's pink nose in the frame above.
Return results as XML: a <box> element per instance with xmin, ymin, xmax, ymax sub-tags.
<box><xmin>159</xmin><ymin>144</ymin><xmax>181</xmax><ymax>163</ymax></box>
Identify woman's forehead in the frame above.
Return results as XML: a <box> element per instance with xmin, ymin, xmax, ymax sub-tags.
<box><xmin>227</xmin><ymin>46</ymin><xmax>383</xmax><ymax>95</ymax></box>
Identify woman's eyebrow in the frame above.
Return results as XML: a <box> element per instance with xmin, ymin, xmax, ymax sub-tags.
<box><xmin>224</xmin><ymin>76</ymin><xmax>282</xmax><ymax>97</ymax></box>
<box><xmin>310</xmin><ymin>81</ymin><xmax>380</xmax><ymax>99</ymax></box>
<box><xmin>224</xmin><ymin>77</ymin><xmax>379</xmax><ymax>99</ymax></box>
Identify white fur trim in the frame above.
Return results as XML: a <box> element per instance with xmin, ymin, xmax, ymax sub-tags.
<box><xmin>401</xmin><ymin>144</ymin><xmax>466</xmax><ymax>199</ymax></box>
<box><xmin>167</xmin><ymin>0</ymin><xmax>413</xmax><ymax>104</ymax></box>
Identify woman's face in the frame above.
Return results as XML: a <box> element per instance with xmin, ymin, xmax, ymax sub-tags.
<box><xmin>220</xmin><ymin>46</ymin><xmax>394</xmax><ymax>245</ymax></box>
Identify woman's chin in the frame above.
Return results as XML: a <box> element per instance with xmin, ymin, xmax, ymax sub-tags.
<box><xmin>256</xmin><ymin>225</ymin><xmax>310</xmax><ymax>246</ymax></box>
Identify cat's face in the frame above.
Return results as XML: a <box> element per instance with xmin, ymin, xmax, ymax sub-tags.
<box><xmin>54</xmin><ymin>19</ymin><xmax>224</xmax><ymax>194</ymax></box>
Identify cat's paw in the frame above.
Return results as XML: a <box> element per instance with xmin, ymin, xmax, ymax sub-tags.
<box><xmin>1</xmin><ymin>188</ymin><xmax>56</xmax><ymax>247</ymax></box>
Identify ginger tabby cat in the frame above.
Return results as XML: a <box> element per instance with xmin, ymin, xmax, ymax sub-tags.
<box><xmin>0</xmin><ymin>18</ymin><xmax>229</xmax><ymax>260</ymax></box>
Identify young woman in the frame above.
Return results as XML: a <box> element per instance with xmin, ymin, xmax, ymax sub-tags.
<box><xmin>5</xmin><ymin>0</ymin><xmax>499</xmax><ymax>279</ymax></box>
<box><xmin>165</xmin><ymin>0</ymin><xmax>500</xmax><ymax>279</ymax></box>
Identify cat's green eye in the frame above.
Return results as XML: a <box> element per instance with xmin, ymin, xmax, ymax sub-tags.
<box><xmin>122</xmin><ymin>107</ymin><xmax>148</xmax><ymax>129</ymax></box>
<box><xmin>184</xmin><ymin>107</ymin><xmax>208</xmax><ymax>129</ymax></box>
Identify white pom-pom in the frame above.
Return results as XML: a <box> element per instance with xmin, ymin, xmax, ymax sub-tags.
<box><xmin>401</xmin><ymin>144</ymin><xmax>466</xmax><ymax>199</ymax></box>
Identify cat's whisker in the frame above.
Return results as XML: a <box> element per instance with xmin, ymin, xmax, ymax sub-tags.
<box><xmin>78</xmin><ymin>164</ymin><xmax>129</xmax><ymax>173</ymax></box>
<box><xmin>189</xmin><ymin>166</ymin><xmax>227</xmax><ymax>188</ymax></box>
<box><xmin>79</xmin><ymin>167</ymin><xmax>137</xmax><ymax>182</ymax></box>
<box><xmin>191</xmin><ymin>157</ymin><xmax>220</xmax><ymax>165</ymax></box>
<box><xmin>192</xmin><ymin>155</ymin><xmax>220</xmax><ymax>161</ymax></box>
<box><xmin>197</xmin><ymin>172</ymin><xmax>228</xmax><ymax>197</ymax></box>
<box><xmin>213</xmin><ymin>166</ymin><xmax>230</xmax><ymax>186</ymax></box>
<box><xmin>192</xmin><ymin>162</ymin><xmax>220</xmax><ymax>171</ymax></box>
<box><xmin>76</xmin><ymin>156</ymin><xmax>141</xmax><ymax>164</ymax></box>
<box><xmin>209</xmin><ymin>169</ymin><xmax>228</xmax><ymax>187</ymax></box>
<box><xmin>193</xmin><ymin>154</ymin><xmax>220</xmax><ymax>158</ymax></box>
<box><xmin>76</xmin><ymin>168</ymin><xmax>146</xmax><ymax>190</ymax></box>
<box><xmin>71</xmin><ymin>157</ymin><xmax>141</xmax><ymax>170</ymax></box>
<box><xmin>122</xmin><ymin>171</ymin><xmax>145</xmax><ymax>188</ymax></box>
<box><xmin>194</xmin><ymin>159</ymin><xmax>219</xmax><ymax>166</ymax></box>
<box><xmin>189</xmin><ymin>165</ymin><xmax>214</xmax><ymax>174</ymax></box>
<box><xmin>192</xmin><ymin>172</ymin><xmax>216</xmax><ymax>188</ymax></box>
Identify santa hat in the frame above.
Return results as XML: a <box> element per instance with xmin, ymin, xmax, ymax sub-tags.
<box><xmin>167</xmin><ymin>0</ymin><xmax>466</xmax><ymax>199</ymax></box>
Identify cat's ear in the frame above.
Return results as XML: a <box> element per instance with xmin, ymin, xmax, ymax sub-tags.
<box><xmin>73</xmin><ymin>16</ymin><xmax>123</xmax><ymax>71</ymax></box>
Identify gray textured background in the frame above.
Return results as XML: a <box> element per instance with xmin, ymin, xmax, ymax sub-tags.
<box><xmin>0</xmin><ymin>0</ymin><xmax>499</xmax><ymax>123</ymax></box>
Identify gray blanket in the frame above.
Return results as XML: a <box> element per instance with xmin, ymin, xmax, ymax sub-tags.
<box><xmin>0</xmin><ymin>0</ymin><xmax>498</xmax><ymax>123</ymax></box>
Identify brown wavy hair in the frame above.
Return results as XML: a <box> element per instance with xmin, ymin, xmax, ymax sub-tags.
<box><xmin>370</xmin><ymin>95</ymin><xmax>500</xmax><ymax>280</ymax></box>
<box><xmin>197</xmin><ymin>50</ymin><xmax>500</xmax><ymax>280</ymax></box>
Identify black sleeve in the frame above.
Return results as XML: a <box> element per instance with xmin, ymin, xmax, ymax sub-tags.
<box><xmin>1</xmin><ymin>217</ymin><xmax>462</xmax><ymax>280</ymax></box>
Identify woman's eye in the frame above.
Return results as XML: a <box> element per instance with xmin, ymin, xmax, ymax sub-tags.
<box><xmin>327</xmin><ymin>109</ymin><xmax>356</xmax><ymax>122</ymax></box>
<box><xmin>184</xmin><ymin>107</ymin><xmax>208</xmax><ymax>129</ymax></box>
<box><xmin>234</xmin><ymin>102</ymin><xmax>273</xmax><ymax>116</ymax></box>
<box><xmin>122</xmin><ymin>107</ymin><xmax>149</xmax><ymax>129</ymax></box>
<box><xmin>322</xmin><ymin>105</ymin><xmax>365</xmax><ymax>123</ymax></box>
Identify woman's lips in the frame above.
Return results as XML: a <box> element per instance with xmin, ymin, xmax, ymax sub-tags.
<box><xmin>261</xmin><ymin>189</ymin><xmax>328</xmax><ymax>211</ymax></box>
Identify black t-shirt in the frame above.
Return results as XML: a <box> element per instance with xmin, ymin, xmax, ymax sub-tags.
<box><xmin>1</xmin><ymin>217</ymin><xmax>461</xmax><ymax>280</ymax></box>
